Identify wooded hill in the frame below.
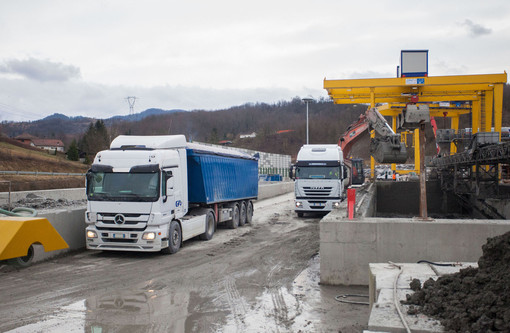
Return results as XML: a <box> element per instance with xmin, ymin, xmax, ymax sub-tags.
<box><xmin>1</xmin><ymin>84</ymin><xmax>509</xmax><ymax>160</ymax></box>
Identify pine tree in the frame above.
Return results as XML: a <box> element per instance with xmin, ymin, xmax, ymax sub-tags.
<box><xmin>67</xmin><ymin>139</ymin><xmax>79</xmax><ymax>161</ymax></box>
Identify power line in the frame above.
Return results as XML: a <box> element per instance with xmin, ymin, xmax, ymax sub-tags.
<box><xmin>0</xmin><ymin>102</ymin><xmax>43</xmax><ymax>122</ymax></box>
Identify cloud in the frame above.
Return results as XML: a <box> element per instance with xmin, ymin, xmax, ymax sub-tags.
<box><xmin>0</xmin><ymin>76</ymin><xmax>323</xmax><ymax>122</ymax></box>
<box><xmin>0</xmin><ymin>58</ymin><xmax>81</xmax><ymax>82</ymax></box>
<box><xmin>462</xmin><ymin>19</ymin><xmax>492</xmax><ymax>37</ymax></box>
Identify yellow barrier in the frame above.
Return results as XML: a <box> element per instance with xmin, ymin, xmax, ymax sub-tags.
<box><xmin>0</xmin><ymin>217</ymin><xmax>69</xmax><ymax>262</ymax></box>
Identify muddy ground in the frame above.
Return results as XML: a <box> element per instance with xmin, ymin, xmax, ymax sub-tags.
<box><xmin>0</xmin><ymin>193</ymin><xmax>369</xmax><ymax>332</ymax></box>
<box><xmin>405</xmin><ymin>231</ymin><xmax>510</xmax><ymax>332</ymax></box>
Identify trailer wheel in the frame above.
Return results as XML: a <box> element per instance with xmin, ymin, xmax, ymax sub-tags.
<box><xmin>162</xmin><ymin>221</ymin><xmax>181</xmax><ymax>254</ymax></box>
<box><xmin>245</xmin><ymin>201</ymin><xmax>254</xmax><ymax>224</ymax></box>
<box><xmin>199</xmin><ymin>210</ymin><xmax>215</xmax><ymax>240</ymax></box>
<box><xmin>239</xmin><ymin>201</ymin><xmax>247</xmax><ymax>226</ymax></box>
<box><xmin>8</xmin><ymin>244</ymin><xmax>35</xmax><ymax>268</ymax></box>
<box><xmin>226</xmin><ymin>203</ymin><xmax>240</xmax><ymax>229</ymax></box>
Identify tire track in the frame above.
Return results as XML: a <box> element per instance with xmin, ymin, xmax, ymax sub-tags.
<box><xmin>222</xmin><ymin>276</ymin><xmax>248</xmax><ymax>332</ymax></box>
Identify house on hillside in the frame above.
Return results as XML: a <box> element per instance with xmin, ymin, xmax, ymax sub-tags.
<box><xmin>32</xmin><ymin>139</ymin><xmax>65</xmax><ymax>152</ymax></box>
<box><xmin>14</xmin><ymin>133</ymin><xmax>38</xmax><ymax>145</ymax></box>
<box><xmin>14</xmin><ymin>133</ymin><xmax>65</xmax><ymax>152</ymax></box>
<box><xmin>240</xmin><ymin>132</ymin><xmax>256</xmax><ymax>139</ymax></box>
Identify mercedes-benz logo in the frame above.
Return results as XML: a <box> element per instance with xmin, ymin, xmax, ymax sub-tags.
<box><xmin>114</xmin><ymin>214</ymin><xmax>125</xmax><ymax>224</ymax></box>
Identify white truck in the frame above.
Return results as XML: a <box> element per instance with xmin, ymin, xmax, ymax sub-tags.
<box><xmin>293</xmin><ymin>144</ymin><xmax>346</xmax><ymax>217</ymax></box>
<box><xmin>85</xmin><ymin>135</ymin><xmax>258</xmax><ymax>254</ymax></box>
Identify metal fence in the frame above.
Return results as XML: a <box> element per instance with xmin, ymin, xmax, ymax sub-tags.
<box><xmin>0</xmin><ymin>171</ymin><xmax>85</xmax><ymax>176</ymax></box>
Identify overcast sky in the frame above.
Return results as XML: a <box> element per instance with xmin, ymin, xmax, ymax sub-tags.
<box><xmin>0</xmin><ymin>0</ymin><xmax>509</xmax><ymax>122</ymax></box>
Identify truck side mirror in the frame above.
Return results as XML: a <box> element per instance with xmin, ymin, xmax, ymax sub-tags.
<box><xmin>343</xmin><ymin>166</ymin><xmax>348</xmax><ymax>180</ymax></box>
<box><xmin>162</xmin><ymin>170</ymin><xmax>173</xmax><ymax>203</ymax></box>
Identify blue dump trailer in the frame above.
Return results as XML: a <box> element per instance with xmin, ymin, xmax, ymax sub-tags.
<box><xmin>85</xmin><ymin>135</ymin><xmax>259</xmax><ymax>254</ymax></box>
<box><xmin>187</xmin><ymin>147</ymin><xmax>258</xmax><ymax>204</ymax></box>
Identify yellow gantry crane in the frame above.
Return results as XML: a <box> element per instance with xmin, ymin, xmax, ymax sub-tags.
<box><xmin>323</xmin><ymin>72</ymin><xmax>508</xmax><ymax>177</ymax></box>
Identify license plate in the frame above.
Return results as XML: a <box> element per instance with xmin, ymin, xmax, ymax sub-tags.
<box><xmin>112</xmin><ymin>233</ymin><xmax>127</xmax><ymax>238</ymax></box>
<box><xmin>311</xmin><ymin>203</ymin><xmax>324</xmax><ymax>207</ymax></box>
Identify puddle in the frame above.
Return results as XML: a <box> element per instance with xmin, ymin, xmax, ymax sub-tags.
<box><xmin>8</xmin><ymin>254</ymin><xmax>342</xmax><ymax>332</ymax></box>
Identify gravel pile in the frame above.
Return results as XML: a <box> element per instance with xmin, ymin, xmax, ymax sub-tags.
<box><xmin>404</xmin><ymin>231</ymin><xmax>510</xmax><ymax>332</ymax></box>
<box><xmin>2</xmin><ymin>193</ymin><xmax>86</xmax><ymax>211</ymax></box>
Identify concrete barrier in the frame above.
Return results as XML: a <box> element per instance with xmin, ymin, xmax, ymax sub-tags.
<box><xmin>257</xmin><ymin>181</ymin><xmax>294</xmax><ymax>200</ymax></box>
<box><xmin>34</xmin><ymin>207</ymin><xmax>87</xmax><ymax>262</ymax></box>
<box><xmin>2</xmin><ymin>181</ymin><xmax>294</xmax><ymax>265</ymax></box>
<box><xmin>320</xmin><ymin>213</ymin><xmax>510</xmax><ymax>286</ymax></box>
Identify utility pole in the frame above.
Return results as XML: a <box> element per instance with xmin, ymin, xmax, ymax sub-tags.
<box><xmin>302</xmin><ymin>98</ymin><xmax>313</xmax><ymax>144</ymax></box>
<box><xmin>126</xmin><ymin>96</ymin><xmax>137</xmax><ymax>115</ymax></box>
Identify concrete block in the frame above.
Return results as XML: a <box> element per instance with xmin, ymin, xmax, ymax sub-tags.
<box><xmin>368</xmin><ymin>264</ymin><xmax>446</xmax><ymax>333</ymax></box>
<box><xmin>320</xmin><ymin>217</ymin><xmax>510</xmax><ymax>285</ymax></box>
<box><xmin>368</xmin><ymin>299</ymin><xmax>443</xmax><ymax>333</ymax></box>
<box><xmin>369</xmin><ymin>263</ymin><xmax>436</xmax><ymax>291</ymax></box>
<box><xmin>319</xmin><ymin>242</ymin><xmax>346</xmax><ymax>285</ymax></box>
<box><xmin>32</xmin><ymin>207</ymin><xmax>86</xmax><ymax>263</ymax></box>
<box><xmin>320</xmin><ymin>240</ymin><xmax>377</xmax><ymax>285</ymax></box>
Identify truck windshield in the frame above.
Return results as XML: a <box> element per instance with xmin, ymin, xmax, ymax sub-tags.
<box><xmin>296</xmin><ymin>166</ymin><xmax>340</xmax><ymax>179</ymax></box>
<box><xmin>87</xmin><ymin>171</ymin><xmax>160</xmax><ymax>202</ymax></box>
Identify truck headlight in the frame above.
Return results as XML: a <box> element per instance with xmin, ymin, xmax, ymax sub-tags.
<box><xmin>143</xmin><ymin>232</ymin><xmax>156</xmax><ymax>240</ymax></box>
<box><xmin>86</xmin><ymin>212</ymin><xmax>97</xmax><ymax>223</ymax></box>
<box><xmin>87</xmin><ymin>230</ymin><xmax>98</xmax><ymax>238</ymax></box>
<box><xmin>295</xmin><ymin>201</ymin><xmax>302</xmax><ymax>208</ymax></box>
<box><xmin>333</xmin><ymin>201</ymin><xmax>341</xmax><ymax>209</ymax></box>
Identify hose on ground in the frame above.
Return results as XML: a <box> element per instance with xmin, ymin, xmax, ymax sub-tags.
<box><xmin>0</xmin><ymin>207</ymin><xmax>38</xmax><ymax>217</ymax></box>
<box><xmin>417</xmin><ymin>260</ymin><xmax>455</xmax><ymax>267</ymax></box>
<box><xmin>334</xmin><ymin>294</ymin><xmax>369</xmax><ymax>305</ymax></box>
<box><xmin>388</xmin><ymin>261</ymin><xmax>412</xmax><ymax>333</ymax></box>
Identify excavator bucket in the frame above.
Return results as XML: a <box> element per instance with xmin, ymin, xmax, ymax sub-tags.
<box><xmin>370</xmin><ymin>135</ymin><xmax>408</xmax><ymax>164</ymax></box>
<box><xmin>0</xmin><ymin>217</ymin><xmax>68</xmax><ymax>261</ymax></box>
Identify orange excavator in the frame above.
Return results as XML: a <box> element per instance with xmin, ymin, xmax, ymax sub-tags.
<box><xmin>339</xmin><ymin>107</ymin><xmax>408</xmax><ymax>185</ymax></box>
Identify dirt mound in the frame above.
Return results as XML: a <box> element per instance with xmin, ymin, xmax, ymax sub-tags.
<box><xmin>1</xmin><ymin>194</ymin><xmax>86</xmax><ymax>211</ymax></box>
<box><xmin>404</xmin><ymin>231</ymin><xmax>510</xmax><ymax>332</ymax></box>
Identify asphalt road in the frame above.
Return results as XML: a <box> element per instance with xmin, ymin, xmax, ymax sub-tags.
<box><xmin>0</xmin><ymin>192</ymin><xmax>368</xmax><ymax>332</ymax></box>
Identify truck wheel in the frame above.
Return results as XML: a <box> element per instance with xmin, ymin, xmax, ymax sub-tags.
<box><xmin>239</xmin><ymin>201</ymin><xmax>247</xmax><ymax>226</ymax></box>
<box><xmin>226</xmin><ymin>204</ymin><xmax>240</xmax><ymax>229</ymax></box>
<box><xmin>162</xmin><ymin>221</ymin><xmax>181</xmax><ymax>254</ymax></box>
<box><xmin>297</xmin><ymin>212</ymin><xmax>304</xmax><ymax>218</ymax></box>
<box><xmin>246</xmin><ymin>201</ymin><xmax>254</xmax><ymax>224</ymax></box>
<box><xmin>8</xmin><ymin>244</ymin><xmax>35</xmax><ymax>268</ymax></box>
<box><xmin>199</xmin><ymin>210</ymin><xmax>215</xmax><ymax>240</ymax></box>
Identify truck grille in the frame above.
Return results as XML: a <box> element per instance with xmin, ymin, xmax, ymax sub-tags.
<box><xmin>96</xmin><ymin>212</ymin><xmax>149</xmax><ymax>230</ymax></box>
<box><xmin>303</xmin><ymin>186</ymin><xmax>333</xmax><ymax>197</ymax></box>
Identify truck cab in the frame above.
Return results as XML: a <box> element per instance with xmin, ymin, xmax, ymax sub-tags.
<box><xmin>294</xmin><ymin>144</ymin><xmax>346</xmax><ymax>217</ymax></box>
<box><xmin>85</xmin><ymin>136</ymin><xmax>192</xmax><ymax>253</ymax></box>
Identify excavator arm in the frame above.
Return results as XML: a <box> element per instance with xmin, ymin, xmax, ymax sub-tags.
<box><xmin>340</xmin><ymin>107</ymin><xmax>407</xmax><ymax>164</ymax></box>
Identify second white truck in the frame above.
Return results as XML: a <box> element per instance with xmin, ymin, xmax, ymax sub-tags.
<box><xmin>293</xmin><ymin>144</ymin><xmax>346</xmax><ymax>217</ymax></box>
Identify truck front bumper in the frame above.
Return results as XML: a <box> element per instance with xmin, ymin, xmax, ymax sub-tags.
<box><xmin>294</xmin><ymin>198</ymin><xmax>341</xmax><ymax>213</ymax></box>
<box><xmin>85</xmin><ymin>225</ymin><xmax>169</xmax><ymax>252</ymax></box>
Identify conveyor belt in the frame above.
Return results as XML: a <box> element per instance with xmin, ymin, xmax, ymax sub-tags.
<box><xmin>431</xmin><ymin>141</ymin><xmax>510</xmax><ymax>168</ymax></box>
